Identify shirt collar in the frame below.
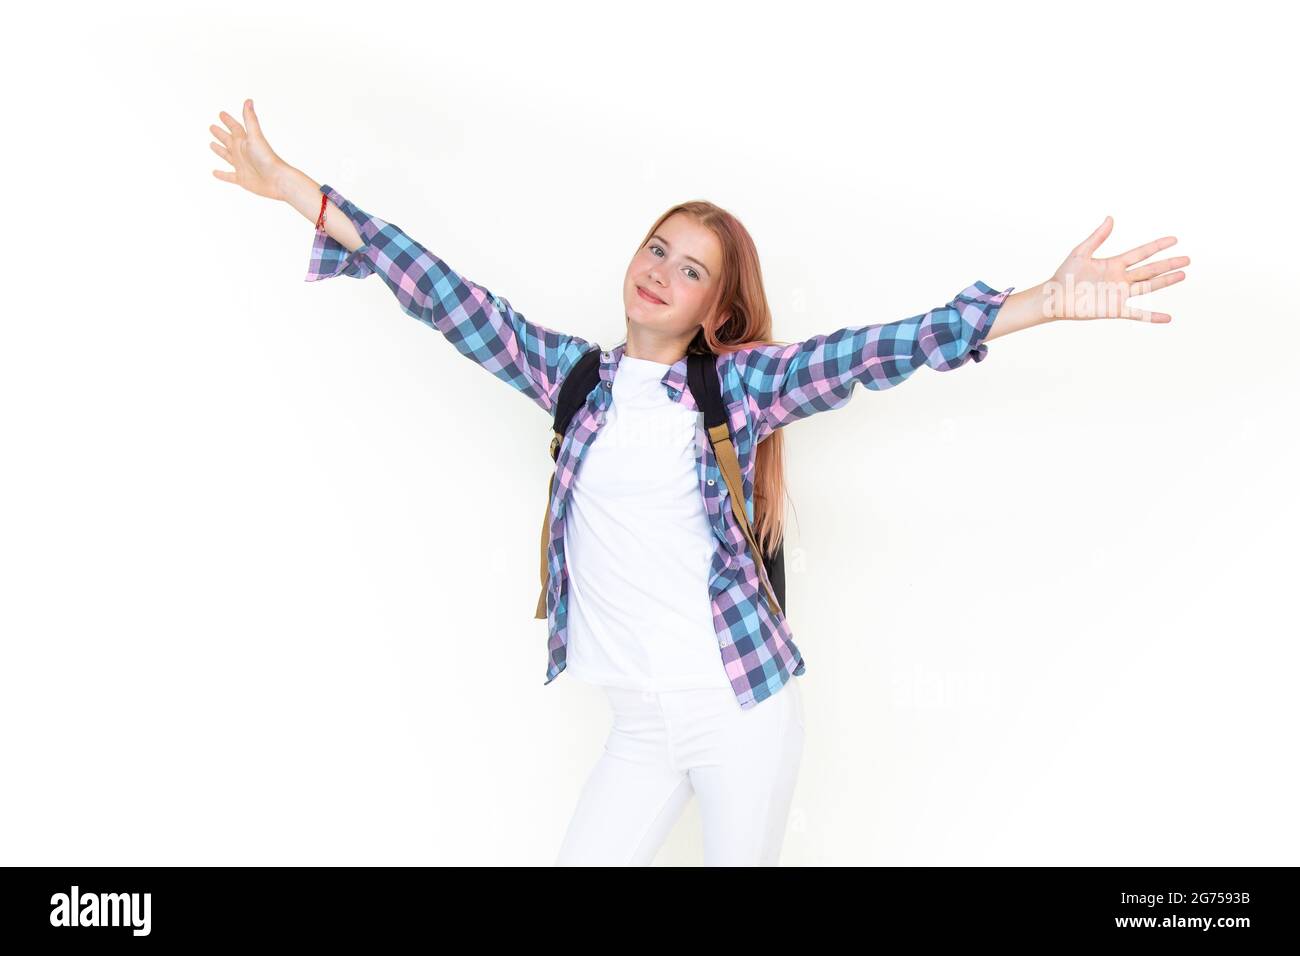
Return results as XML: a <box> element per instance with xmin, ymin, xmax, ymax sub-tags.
<box><xmin>604</xmin><ymin>341</ymin><xmax>695</xmax><ymax>411</ymax></box>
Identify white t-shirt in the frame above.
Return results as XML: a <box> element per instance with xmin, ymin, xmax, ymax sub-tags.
<box><xmin>563</xmin><ymin>354</ymin><xmax>732</xmax><ymax>692</ymax></box>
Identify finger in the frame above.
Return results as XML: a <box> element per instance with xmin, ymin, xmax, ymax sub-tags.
<box><xmin>1127</xmin><ymin>255</ymin><xmax>1190</xmax><ymax>282</ymax></box>
<box><xmin>1112</xmin><ymin>235</ymin><xmax>1178</xmax><ymax>268</ymax></box>
<box><xmin>1118</xmin><ymin>301</ymin><xmax>1172</xmax><ymax>323</ymax></box>
<box><xmin>1129</xmin><ymin>271</ymin><xmax>1186</xmax><ymax>296</ymax></box>
<box><xmin>209</xmin><ymin>124</ymin><xmax>231</xmax><ymax>148</ymax></box>
<box><xmin>243</xmin><ymin>98</ymin><xmax>262</xmax><ymax>138</ymax></box>
<box><xmin>209</xmin><ymin>141</ymin><xmax>233</xmax><ymax>165</ymax></box>
<box><xmin>1073</xmin><ymin>216</ymin><xmax>1113</xmax><ymax>258</ymax></box>
<box><xmin>212</xmin><ymin>169</ymin><xmax>236</xmax><ymax>184</ymax></box>
<box><xmin>218</xmin><ymin>109</ymin><xmax>246</xmax><ymax>138</ymax></box>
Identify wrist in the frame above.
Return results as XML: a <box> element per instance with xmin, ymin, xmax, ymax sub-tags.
<box><xmin>1022</xmin><ymin>282</ymin><xmax>1055</xmax><ymax>326</ymax></box>
<box><xmin>274</xmin><ymin>164</ymin><xmax>331</xmax><ymax>230</ymax></box>
<box><xmin>986</xmin><ymin>283</ymin><xmax>1053</xmax><ymax>343</ymax></box>
<box><xmin>273</xmin><ymin>163</ymin><xmax>305</xmax><ymax>203</ymax></box>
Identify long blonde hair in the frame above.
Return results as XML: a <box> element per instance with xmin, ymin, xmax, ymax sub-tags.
<box><xmin>630</xmin><ymin>200</ymin><xmax>793</xmax><ymax>554</ymax></box>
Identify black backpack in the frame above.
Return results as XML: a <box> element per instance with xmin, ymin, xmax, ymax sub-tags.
<box><xmin>533</xmin><ymin>346</ymin><xmax>785</xmax><ymax>619</ymax></box>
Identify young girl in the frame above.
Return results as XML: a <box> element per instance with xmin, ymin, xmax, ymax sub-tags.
<box><xmin>210</xmin><ymin>98</ymin><xmax>1189</xmax><ymax>866</ymax></box>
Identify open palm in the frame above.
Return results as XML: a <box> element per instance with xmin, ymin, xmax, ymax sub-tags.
<box><xmin>208</xmin><ymin>99</ymin><xmax>287</xmax><ymax>201</ymax></box>
<box><xmin>1047</xmin><ymin>217</ymin><xmax>1190</xmax><ymax>323</ymax></box>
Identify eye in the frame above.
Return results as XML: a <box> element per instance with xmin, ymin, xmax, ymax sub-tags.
<box><xmin>648</xmin><ymin>242</ymin><xmax>701</xmax><ymax>281</ymax></box>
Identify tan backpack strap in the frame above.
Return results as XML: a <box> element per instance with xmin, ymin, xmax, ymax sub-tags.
<box><xmin>535</xmin><ymin>432</ymin><xmax>562</xmax><ymax>619</ymax></box>
<box><xmin>707</xmin><ymin>422</ymin><xmax>782</xmax><ymax>616</ymax></box>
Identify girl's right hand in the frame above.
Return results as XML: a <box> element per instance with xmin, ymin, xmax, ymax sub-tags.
<box><xmin>209</xmin><ymin>98</ymin><xmax>289</xmax><ymax>201</ymax></box>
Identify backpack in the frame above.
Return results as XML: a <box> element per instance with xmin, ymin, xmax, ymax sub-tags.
<box><xmin>533</xmin><ymin>346</ymin><xmax>785</xmax><ymax>620</ymax></box>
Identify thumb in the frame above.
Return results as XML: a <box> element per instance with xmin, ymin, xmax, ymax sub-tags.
<box><xmin>1074</xmin><ymin>215</ymin><xmax>1113</xmax><ymax>258</ymax></box>
<box><xmin>243</xmin><ymin>98</ymin><xmax>262</xmax><ymax>138</ymax></box>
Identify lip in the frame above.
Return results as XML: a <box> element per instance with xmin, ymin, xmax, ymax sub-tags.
<box><xmin>636</xmin><ymin>285</ymin><xmax>667</xmax><ymax>305</ymax></box>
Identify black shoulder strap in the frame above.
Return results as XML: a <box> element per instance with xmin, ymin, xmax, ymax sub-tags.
<box><xmin>550</xmin><ymin>346</ymin><xmax>603</xmax><ymax>461</ymax></box>
<box><xmin>686</xmin><ymin>350</ymin><xmax>726</xmax><ymax>430</ymax></box>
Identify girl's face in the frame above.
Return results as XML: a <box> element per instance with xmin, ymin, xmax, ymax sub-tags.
<box><xmin>623</xmin><ymin>212</ymin><xmax>723</xmax><ymax>343</ymax></box>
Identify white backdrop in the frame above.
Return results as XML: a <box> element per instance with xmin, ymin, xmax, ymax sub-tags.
<box><xmin>2</xmin><ymin>0</ymin><xmax>1295</xmax><ymax>866</ymax></box>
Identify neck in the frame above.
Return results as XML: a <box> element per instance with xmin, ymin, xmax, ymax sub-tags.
<box><xmin>623</xmin><ymin>322</ymin><xmax>696</xmax><ymax>365</ymax></box>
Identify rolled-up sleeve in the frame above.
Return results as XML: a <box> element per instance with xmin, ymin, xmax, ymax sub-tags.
<box><xmin>304</xmin><ymin>185</ymin><xmax>384</xmax><ymax>281</ymax></box>
<box><xmin>735</xmin><ymin>280</ymin><xmax>1014</xmax><ymax>442</ymax></box>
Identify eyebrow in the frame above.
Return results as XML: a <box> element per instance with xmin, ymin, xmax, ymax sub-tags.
<box><xmin>649</xmin><ymin>234</ymin><xmax>712</xmax><ymax>277</ymax></box>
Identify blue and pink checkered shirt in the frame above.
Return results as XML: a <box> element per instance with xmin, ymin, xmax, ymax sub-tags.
<box><xmin>305</xmin><ymin>184</ymin><xmax>1013</xmax><ymax>710</ymax></box>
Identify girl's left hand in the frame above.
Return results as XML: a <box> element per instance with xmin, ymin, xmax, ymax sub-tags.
<box><xmin>1046</xmin><ymin>217</ymin><xmax>1190</xmax><ymax>323</ymax></box>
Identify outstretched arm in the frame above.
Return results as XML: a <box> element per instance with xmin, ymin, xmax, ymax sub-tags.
<box><xmin>290</xmin><ymin>176</ymin><xmax>595</xmax><ymax>414</ymax></box>
<box><xmin>734</xmin><ymin>217</ymin><xmax>1189</xmax><ymax>443</ymax></box>
<box><xmin>734</xmin><ymin>281</ymin><xmax>1014</xmax><ymax>443</ymax></box>
<box><xmin>209</xmin><ymin>98</ymin><xmax>595</xmax><ymax>414</ymax></box>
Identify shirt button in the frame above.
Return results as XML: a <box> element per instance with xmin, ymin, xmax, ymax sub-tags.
<box><xmin>707</xmin><ymin>479</ymin><xmax>715</xmax><ymax>486</ymax></box>
<box><xmin>604</xmin><ymin>381</ymin><xmax>612</xmax><ymax>388</ymax></box>
<box><xmin>601</xmin><ymin>352</ymin><xmax>609</xmax><ymax>360</ymax></box>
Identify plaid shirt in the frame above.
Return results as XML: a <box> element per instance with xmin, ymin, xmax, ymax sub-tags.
<box><xmin>304</xmin><ymin>184</ymin><xmax>1014</xmax><ymax>710</ymax></box>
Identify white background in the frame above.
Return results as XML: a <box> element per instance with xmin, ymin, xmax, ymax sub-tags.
<box><xmin>2</xmin><ymin>0</ymin><xmax>1295</xmax><ymax>866</ymax></box>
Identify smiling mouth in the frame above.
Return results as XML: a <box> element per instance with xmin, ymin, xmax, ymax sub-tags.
<box><xmin>637</xmin><ymin>286</ymin><xmax>666</xmax><ymax>305</ymax></box>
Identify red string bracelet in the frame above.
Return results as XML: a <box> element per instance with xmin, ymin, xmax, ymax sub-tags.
<box><xmin>314</xmin><ymin>193</ymin><xmax>328</xmax><ymax>234</ymax></box>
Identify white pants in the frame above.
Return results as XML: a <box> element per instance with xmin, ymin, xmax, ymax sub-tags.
<box><xmin>555</xmin><ymin>676</ymin><xmax>805</xmax><ymax>866</ymax></box>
